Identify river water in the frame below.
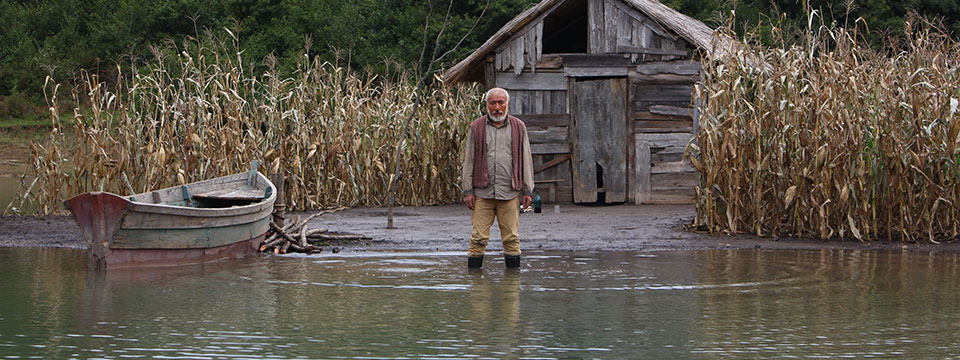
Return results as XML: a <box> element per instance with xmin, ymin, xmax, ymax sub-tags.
<box><xmin>2</xmin><ymin>248</ymin><xmax>960</xmax><ymax>359</ymax></box>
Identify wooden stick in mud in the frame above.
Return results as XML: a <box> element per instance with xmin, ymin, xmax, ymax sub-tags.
<box><xmin>307</xmin><ymin>233</ymin><xmax>372</xmax><ymax>242</ymax></box>
<box><xmin>270</xmin><ymin>172</ymin><xmax>285</xmax><ymax>227</ymax></box>
<box><xmin>260</xmin><ymin>207</ymin><xmax>346</xmax><ymax>252</ymax></box>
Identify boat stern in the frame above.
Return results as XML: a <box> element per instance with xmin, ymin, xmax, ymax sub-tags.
<box><xmin>65</xmin><ymin>192</ymin><xmax>130</xmax><ymax>270</ymax></box>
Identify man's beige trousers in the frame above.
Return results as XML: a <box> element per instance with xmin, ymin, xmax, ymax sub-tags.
<box><xmin>469</xmin><ymin>196</ymin><xmax>521</xmax><ymax>257</ymax></box>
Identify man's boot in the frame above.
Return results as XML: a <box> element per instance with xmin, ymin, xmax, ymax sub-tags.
<box><xmin>468</xmin><ymin>256</ymin><xmax>483</xmax><ymax>269</ymax></box>
<box><xmin>505</xmin><ymin>255</ymin><xmax>520</xmax><ymax>268</ymax></box>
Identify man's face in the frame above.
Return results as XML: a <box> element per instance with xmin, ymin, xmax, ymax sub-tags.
<box><xmin>486</xmin><ymin>91</ymin><xmax>508</xmax><ymax>122</ymax></box>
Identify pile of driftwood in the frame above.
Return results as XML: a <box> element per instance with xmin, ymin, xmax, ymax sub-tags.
<box><xmin>259</xmin><ymin>207</ymin><xmax>371</xmax><ymax>254</ymax></box>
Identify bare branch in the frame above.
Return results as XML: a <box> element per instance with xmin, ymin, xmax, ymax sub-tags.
<box><xmin>436</xmin><ymin>0</ymin><xmax>491</xmax><ymax>64</ymax></box>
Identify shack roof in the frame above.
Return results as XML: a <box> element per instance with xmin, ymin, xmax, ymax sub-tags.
<box><xmin>443</xmin><ymin>0</ymin><xmax>735</xmax><ymax>84</ymax></box>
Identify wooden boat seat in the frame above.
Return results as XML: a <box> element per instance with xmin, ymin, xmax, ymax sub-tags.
<box><xmin>191</xmin><ymin>186</ymin><xmax>266</xmax><ymax>201</ymax></box>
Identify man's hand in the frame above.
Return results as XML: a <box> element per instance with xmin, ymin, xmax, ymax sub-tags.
<box><xmin>521</xmin><ymin>195</ymin><xmax>532</xmax><ymax>210</ymax></box>
<box><xmin>464</xmin><ymin>195</ymin><xmax>476</xmax><ymax>210</ymax></box>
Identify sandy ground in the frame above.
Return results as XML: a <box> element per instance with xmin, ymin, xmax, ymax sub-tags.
<box><xmin>6</xmin><ymin>204</ymin><xmax>960</xmax><ymax>254</ymax></box>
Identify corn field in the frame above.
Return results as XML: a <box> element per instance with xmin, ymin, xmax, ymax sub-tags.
<box><xmin>20</xmin><ymin>32</ymin><xmax>482</xmax><ymax>215</ymax></box>
<box><xmin>690</xmin><ymin>20</ymin><xmax>960</xmax><ymax>242</ymax></box>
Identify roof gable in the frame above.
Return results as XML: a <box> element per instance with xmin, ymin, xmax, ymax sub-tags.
<box><xmin>443</xmin><ymin>0</ymin><xmax>734</xmax><ymax>84</ymax></box>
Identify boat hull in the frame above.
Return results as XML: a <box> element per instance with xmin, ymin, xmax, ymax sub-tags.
<box><xmin>65</xmin><ymin>171</ymin><xmax>276</xmax><ymax>270</ymax></box>
<box><xmin>88</xmin><ymin>233</ymin><xmax>264</xmax><ymax>269</ymax></box>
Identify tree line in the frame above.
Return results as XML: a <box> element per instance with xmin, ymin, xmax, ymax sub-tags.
<box><xmin>1</xmin><ymin>0</ymin><xmax>957</xmax><ymax>107</ymax></box>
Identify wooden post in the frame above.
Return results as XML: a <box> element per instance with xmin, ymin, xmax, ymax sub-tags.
<box><xmin>270</xmin><ymin>172</ymin><xmax>285</xmax><ymax>227</ymax></box>
<box><xmin>635</xmin><ymin>139</ymin><xmax>651</xmax><ymax>204</ymax></box>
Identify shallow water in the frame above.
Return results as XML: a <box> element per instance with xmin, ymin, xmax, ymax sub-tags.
<box><xmin>0</xmin><ymin>176</ymin><xmax>38</xmax><ymax>214</ymax></box>
<box><xmin>2</xmin><ymin>248</ymin><xmax>960</xmax><ymax>358</ymax></box>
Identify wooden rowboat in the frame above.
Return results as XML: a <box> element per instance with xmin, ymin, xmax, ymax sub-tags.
<box><xmin>65</xmin><ymin>163</ymin><xmax>276</xmax><ymax>270</ymax></box>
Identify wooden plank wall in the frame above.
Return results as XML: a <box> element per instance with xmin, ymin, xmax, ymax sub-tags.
<box><xmin>630</xmin><ymin>60</ymin><xmax>700</xmax><ymax>204</ymax></box>
<box><xmin>587</xmin><ymin>0</ymin><xmax>688</xmax><ymax>61</ymax></box>
<box><xmin>496</xmin><ymin>70</ymin><xmax>572</xmax><ymax>203</ymax></box>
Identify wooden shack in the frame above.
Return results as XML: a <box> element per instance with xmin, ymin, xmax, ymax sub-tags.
<box><xmin>444</xmin><ymin>0</ymin><xmax>727</xmax><ymax>205</ymax></box>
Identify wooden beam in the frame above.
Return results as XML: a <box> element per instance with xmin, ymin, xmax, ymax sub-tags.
<box><xmin>484</xmin><ymin>60</ymin><xmax>496</xmax><ymax>89</ymax></box>
<box><xmin>588</xmin><ymin>0</ymin><xmax>605</xmax><ymax>54</ymax></box>
<box><xmin>649</xmin><ymin>105</ymin><xmax>694</xmax><ymax>117</ymax></box>
<box><xmin>628</xmin><ymin>72</ymin><xmax>700</xmax><ymax>84</ymax></box>
<box><xmin>652</xmin><ymin>161</ymin><xmax>696</xmax><ymax>174</ymax></box>
<box><xmin>528</xmin><ymin>127</ymin><xmax>568</xmax><ymax>144</ymax></box>
<box><xmin>635</xmin><ymin>132</ymin><xmax>693</xmax><ymax>148</ymax></box>
<box><xmin>564</xmin><ymin>67</ymin><xmax>629</xmax><ymax>78</ymax></box>
<box><xmin>635</xmin><ymin>141</ymin><xmax>651</xmax><ymax>203</ymax></box>
<box><xmin>634</xmin><ymin>120</ymin><xmax>693</xmax><ymax>133</ymax></box>
<box><xmin>617</xmin><ymin>44</ymin><xmax>688</xmax><ymax>57</ymax></box>
<box><xmin>536</xmin><ymin>54</ymin><xmax>563</xmax><ymax>69</ymax></box>
<box><xmin>635</xmin><ymin>61</ymin><xmax>700</xmax><ymax>75</ymax></box>
<box><xmin>535</xmin><ymin>154</ymin><xmax>571</xmax><ymax>173</ymax></box>
<box><xmin>604</xmin><ymin>0</ymin><xmax>618</xmax><ymax>53</ymax></box>
<box><xmin>606</xmin><ymin>0</ymin><xmax>677</xmax><ymax>41</ymax></box>
<box><xmin>520</xmin><ymin>114</ymin><xmax>570</xmax><ymax>127</ymax></box>
<box><xmin>633</xmin><ymin>111</ymin><xmax>691</xmax><ymax>121</ymax></box>
<box><xmin>560</xmin><ymin>53</ymin><xmax>635</xmax><ymax>67</ymax></box>
<box><xmin>531</xmin><ymin>143</ymin><xmax>570</xmax><ymax>154</ymax></box>
<box><xmin>497</xmin><ymin>72</ymin><xmax>566</xmax><ymax>90</ymax></box>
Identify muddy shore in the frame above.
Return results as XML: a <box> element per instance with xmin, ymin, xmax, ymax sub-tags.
<box><xmin>4</xmin><ymin>204</ymin><xmax>960</xmax><ymax>253</ymax></box>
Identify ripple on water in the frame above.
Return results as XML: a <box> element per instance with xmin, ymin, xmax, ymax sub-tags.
<box><xmin>4</xmin><ymin>248</ymin><xmax>960</xmax><ymax>358</ymax></box>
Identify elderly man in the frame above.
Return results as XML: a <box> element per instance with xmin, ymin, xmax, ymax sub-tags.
<box><xmin>461</xmin><ymin>87</ymin><xmax>534</xmax><ymax>269</ymax></box>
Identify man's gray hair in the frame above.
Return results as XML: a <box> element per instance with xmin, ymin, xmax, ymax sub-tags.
<box><xmin>482</xmin><ymin>87</ymin><xmax>510</xmax><ymax>103</ymax></box>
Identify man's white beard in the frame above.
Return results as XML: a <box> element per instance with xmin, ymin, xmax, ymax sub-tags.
<box><xmin>490</xmin><ymin>113</ymin><xmax>506</xmax><ymax>122</ymax></box>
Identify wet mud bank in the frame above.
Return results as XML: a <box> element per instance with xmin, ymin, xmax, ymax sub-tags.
<box><xmin>7</xmin><ymin>204</ymin><xmax>960</xmax><ymax>253</ymax></box>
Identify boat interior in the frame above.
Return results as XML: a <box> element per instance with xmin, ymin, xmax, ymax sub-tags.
<box><xmin>127</xmin><ymin>173</ymin><xmax>272</xmax><ymax>209</ymax></box>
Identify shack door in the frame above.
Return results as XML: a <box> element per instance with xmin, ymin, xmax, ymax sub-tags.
<box><xmin>570</xmin><ymin>77</ymin><xmax>628</xmax><ymax>203</ymax></box>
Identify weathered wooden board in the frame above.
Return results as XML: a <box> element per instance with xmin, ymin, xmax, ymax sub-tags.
<box><xmin>525</xmin><ymin>22</ymin><xmax>541</xmax><ymax>73</ymax></box>
<box><xmin>606</xmin><ymin>0</ymin><xmax>675</xmax><ymax>41</ymax></box>
<box><xmin>649</xmin><ymin>105</ymin><xmax>695</xmax><ymax>117</ymax></box>
<box><xmin>636</xmin><ymin>132</ymin><xmax>694</xmax><ymax>148</ymax></box>
<box><xmin>617</xmin><ymin>45</ymin><xmax>688</xmax><ymax>57</ymax></box>
<box><xmin>632</xmin><ymin>84</ymin><xmax>695</xmax><ymax>98</ymax></box>
<box><xmin>634</xmin><ymin>100</ymin><xmax>693</xmax><ymax>112</ymax></box>
<box><xmin>564</xmin><ymin>67</ymin><xmax>629</xmax><ymax>77</ymax></box>
<box><xmin>588</xmin><ymin>0</ymin><xmax>605</xmax><ymax>54</ymax></box>
<box><xmin>509</xmin><ymin>90</ymin><xmax>567</xmax><ymax>115</ymax></box>
<box><xmin>537</xmin><ymin>54</ymin><xmax>563</xmax><ymax>69</ymax></box>
<box><xmin>533</xmin><ymin>153</ymin><xmax>572</xmax><ymax>190</ymax></box>
<box><xmin>635</xmin><ymin>61</ymin><xmax>701</xmax><ymax>75</ymax></box>
<box><xmin>528</xmin><ymin>127</ymin><xmax>568</xmax><ymax>144</ymax></box>
<box><xmin>628</xmin><ymin>72</ymin><xmax>700</xmax><ymax>84</ymax></box>
<box><xmin>651</xmin><ymin>146</ymin><xmax>686</xmax><ymax>163</ymax></box>
<box><xmin>651</xmin><ymin>161</ymin><xmax>696</xmax><ymax>174</ymax></box>
<box><xmin>603</xmin><ymin>0</ymin><xmax>619</xmax><ymax>53</ymax></box>
<box><xmin>521</xmin><ymin>114</ymin><xmax>570</xmax><ymax>127</ymax></box>
<box><xmin>553</xmin><ymin>90</ymin><xmax>568</xmax><ymax>114</ymax></box>
<box><xmin>633</xmin><ymin>111</ymin><xmax>692</xmax><ymax>121</ymax></box>
<box><xmin>561</xmin><ymin>54</ymin><xmax>634</xmax><ymax>67</ymax></box>
<box><xmin>571</xmin><ymin>77</ymin><xmax>628</xmax><ymax>203</ymax></box>
<box><xmin>497</xmin><ymin>72</ymin><xmax>566</xmax><ymax>90</ymax></box>
<box><xmin>535</xmin><ymin>153</ymin><xmax>571</xmax><ymax>173</ymax></box>
<box><xmin>634</xmin><ymin>120</ymin><xmax>693</xmax><ymax>133</ymax></box>
<box><xmin>554</xmin><ymin>185</ymin><xmax>574</xmax><ymax>203</ymax></box>
<box><xmin>532</xmin><ymin>143</ymin><xmax>570</xmax><ymax>154</ymax></box>
<box><xmin>651</xmin><ymin>171</ymin><xmax>698</xmax><ymax>190</ymax></box>
<box><xmin>634</xmin><ymin>141</ymin><xmax>651</xmax><ymax>203</ymax></box>
<box><xmin>601</xmin><ymin>77</ymin><xmax>627</xmax><ymax>203</ymax></box>
<box><xmin>112</xmin><ymin>217</ymin><xmax>270</xmax><ymax>249</ymax></box>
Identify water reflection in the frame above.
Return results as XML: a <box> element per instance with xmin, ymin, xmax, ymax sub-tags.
<box><xmin>464</xmin><ymin>270</ymin><xmax>521</xmax><ymax>357</ymax></box>
<box><xmin>2</xmin><ymin>248</ymin><xmax>960</xmax><ymax>358</ymax></box>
